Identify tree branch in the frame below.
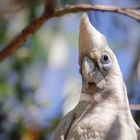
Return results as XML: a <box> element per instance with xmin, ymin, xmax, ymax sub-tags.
<box><xmin>0</xmin><ymin>14</ymin><xmax>50</xmax><ymax>61</ymax></box>
<box><xmin>1</xmin><ymin>3</ymin><xmax>140</xmax><ymax>61</ymax></box>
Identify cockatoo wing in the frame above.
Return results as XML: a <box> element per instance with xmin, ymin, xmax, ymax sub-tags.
<box><xmin>53</xmin><ymin>110</ymin><xmax>75</xmax><ymax>140</ymax></box>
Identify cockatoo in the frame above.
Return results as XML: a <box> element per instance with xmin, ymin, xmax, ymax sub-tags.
<box><xmin>53</xmin><ymin>13</ymin><xmax>140</xmax><ymax>140</ymax></box>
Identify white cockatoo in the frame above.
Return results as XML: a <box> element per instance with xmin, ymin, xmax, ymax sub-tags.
<box><xmin>53</xmin><ymin>13</ymin><xmax>140</xmax><ymax>140</ymax></box>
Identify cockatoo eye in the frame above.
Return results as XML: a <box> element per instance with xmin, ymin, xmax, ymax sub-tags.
<box><xmin>100</xmin><ymin>53</ymin><xmax>110</xmax><ymax>64</ymax></box>
<box><xmin>100</xmin><ymin>53</ymin><xmax>112</xmax><ymax>71</ymax></box>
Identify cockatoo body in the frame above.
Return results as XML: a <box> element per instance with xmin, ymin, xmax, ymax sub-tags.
<box><xmin>53</xmin><ymin>14</ymin><xmax>140</xmax><ymax>140</ymax></box>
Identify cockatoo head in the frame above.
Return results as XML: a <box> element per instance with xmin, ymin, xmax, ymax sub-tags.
<box><xmin>79</xmin><ymin>14</ymin><xmax>122</xmax><ymax>90</ymax></box>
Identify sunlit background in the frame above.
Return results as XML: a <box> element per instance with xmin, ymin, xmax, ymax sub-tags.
<box><xmin>0</xmin><ymin>0</ymin><xmax>140</xmax><ymax>140</ymax></box>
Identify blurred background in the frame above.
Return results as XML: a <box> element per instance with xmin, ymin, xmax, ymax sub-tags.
<box><xmin>0</xmin><ymin>0</ymin><xmax>140</xmax><ymax>139</ymax></box>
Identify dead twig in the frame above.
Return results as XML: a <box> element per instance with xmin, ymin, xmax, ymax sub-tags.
<box><xmin>54</xmin><ymin>4</ymin><xmax>140</xmax><ymax>20</ymax></box>
<box><xmin>130</xmin><ymin>104</ymin><xmax>140</xmax><ymax>111</ymax></box>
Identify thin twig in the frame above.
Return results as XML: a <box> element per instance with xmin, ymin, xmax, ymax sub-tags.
<box><xmin>130</xmin><ymin>104</ymin><xmax>140</xmax><ymax>111</ymax></box>
<box><xmin>1</xmin><ymin>4</ymin><xmax>140</xmax><ymax>61</ymax></box>
<box><xmin>54</xmin><ymin>4</ymin><xmax>140</xmax><ymax>21</ymax></box>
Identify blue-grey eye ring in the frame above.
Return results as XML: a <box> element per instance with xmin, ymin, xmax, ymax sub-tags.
<box><xmin>100</xmin><ymin>53</ymin><xmax>110</xmax><ymax>64</ymax></box>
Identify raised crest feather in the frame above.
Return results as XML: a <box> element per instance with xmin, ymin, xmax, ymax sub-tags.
<box><xmin>79</xmin><ymin>13</ymin><xmax>107</xmax><ymax>63</ymax></box>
